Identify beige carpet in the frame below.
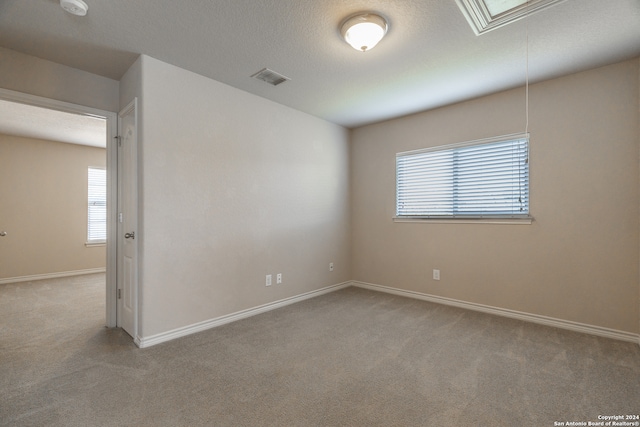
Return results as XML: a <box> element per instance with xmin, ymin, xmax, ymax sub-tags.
<box><xmin>1</xmin><ymin>273</ymin><xmax>639</xmax><ymax>426</ymax></box>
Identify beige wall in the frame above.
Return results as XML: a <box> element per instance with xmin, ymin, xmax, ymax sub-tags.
<box><xmin>351</xmin><ymin>58</ymin><xmax>640</xmax><ymax>334</ymax></box>
<box><xmin>136</xmin><ymin>56</ymin><xmax>351</xmax><ymax>337</ymax></box>
<box><xmin>0</xmin><ymin>47</ymin><xmax>119</xmax><ymax>112</ymax></box>
<box><xmin>2</xmin><ymin>47</ymin><xmax>638</xmax><ymax>339</ymax></box>
<box><xmin>0</xmin><ymin>134</ymin><xmax>107</xmax><ymax>279</ymax></box>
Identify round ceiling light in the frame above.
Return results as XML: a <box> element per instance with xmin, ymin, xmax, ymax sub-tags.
<box><xmin>340</xmin><ymin>13</ymin><xmax>388</xmax><ymax>52</ymax></box>
<box><xmin>60</xmin><ymin>0</ymin><xmax>88</xmax><ymax>16</ymax></box>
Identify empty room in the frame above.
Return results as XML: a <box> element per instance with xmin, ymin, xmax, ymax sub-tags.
<box><xmin>1</xmin><ymin>0</ymin><xmax>639</xmax><ymax>426</ymax></box>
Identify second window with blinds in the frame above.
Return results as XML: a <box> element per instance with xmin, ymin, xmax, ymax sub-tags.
<box><xmin>87</xmin><ymin>166</ymin><xmax>107</xmax><ymax>244</ymax></box>
<box><xmin>395</xmin><ymin>133</ymin><xmax>530</xmax><ymax>221</ymax></box>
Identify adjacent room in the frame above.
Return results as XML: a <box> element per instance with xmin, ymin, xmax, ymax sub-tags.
<box><xmin>0</xmin><ymin>0</ymin><xmax>638</xmax><ymax>425</ymax></box>
<box><xmin>0</xmin><ymin>100</ymin><xmax>107</xmax><ymax>281</ymax></box>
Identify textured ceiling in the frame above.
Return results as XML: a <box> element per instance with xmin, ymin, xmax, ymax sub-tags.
<box><xmin>0</xmin><ymin>100</ymin><xmax>106</xmax><ymax>147</ymax></box>
<box><xmin>0</xmin><ymin>0</ymin><xmax>639</xmax><ymax>128</ymax></box>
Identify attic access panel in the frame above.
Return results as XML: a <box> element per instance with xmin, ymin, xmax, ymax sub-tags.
<box><xmin>485</xmin><ymin>0</ymin><xmax>528</xmax><ymax>16</ymax></box>
<box><xmin>456</xmin><ymin>0</ymin><xmax>567</xmax><ymax>35</ymax></box>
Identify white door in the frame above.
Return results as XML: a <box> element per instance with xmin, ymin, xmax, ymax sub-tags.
<box><xmin>117</xmin><ymin>99</ymin><xmax>138</xmax><ymax>338</ymax></box>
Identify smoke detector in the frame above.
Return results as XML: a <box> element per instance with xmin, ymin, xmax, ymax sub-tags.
<box><xmin>60</xmin><ymin>0</ymin><xmax>88</xmax><ymax>16</ymax></box>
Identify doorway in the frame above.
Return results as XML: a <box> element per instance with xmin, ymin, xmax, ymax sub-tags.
<box><xmin>0</xmin><ymin>88</ymin><xmax>119</xmax><ymax>328</ymax></box>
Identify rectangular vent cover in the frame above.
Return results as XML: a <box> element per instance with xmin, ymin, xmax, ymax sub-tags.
<box><xmin>251</xmin><ymin>68</ymin><xmax>290</xmax><ymax>86</ymax></box>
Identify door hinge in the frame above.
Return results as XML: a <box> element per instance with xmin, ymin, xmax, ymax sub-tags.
<box><xmin>115</xmin><ymin>135</ymin><xmax>122</xmax><ymax>146</ymax></box>
<box><xmin>117</xmin><ymin>289</ymin><xmax>122</xmax><ymax>299</ymax></box>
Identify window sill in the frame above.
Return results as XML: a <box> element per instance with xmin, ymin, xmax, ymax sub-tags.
<box><xmin>85</xmin><ymin>241</ymin><xmax>106</xmax><ymax>247</ymax></box>
<box><xmin>393</xmin><ymin>216</ymin><xmax>533</xmax><ymax>225</ymax></box>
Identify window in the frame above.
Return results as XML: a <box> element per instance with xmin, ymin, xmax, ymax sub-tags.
<box><xmin>396</xmin><ymin>134</ymin><xmax>529</xmax><ymax>220</ymax></box>
<box><xmin>87</xmin><ymin>167</ymin><xmax>106</xmax><ymax>243</ymax></box>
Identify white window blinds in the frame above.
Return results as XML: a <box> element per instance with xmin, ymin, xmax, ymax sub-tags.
<box><xmin>88</xmin><ymin>167</ymin><xmax>106</xmax><ymax>242</ymax></box>
<box><xmin>396</xmin><ymin>134</ymin><xmax>529</xmax><ymax>218</ymax></box>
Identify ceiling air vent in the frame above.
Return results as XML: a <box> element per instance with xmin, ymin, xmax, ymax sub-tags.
<box><xmin>251</xmin><ymin>68</ymin><xmax>290</xmax><ymax>86</ymax></box>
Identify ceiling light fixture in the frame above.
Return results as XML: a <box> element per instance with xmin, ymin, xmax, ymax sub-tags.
<box><xmin>60</xmin><ymin>0</ymin><xmax>88</xmax><ymax>16</ymax></box>
<box><xmin>340</xmin><ymin>13</ymin><xmax>388</xmax><ymax>52</ymax></box>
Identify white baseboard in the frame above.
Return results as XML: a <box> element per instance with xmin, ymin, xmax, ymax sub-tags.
<box><xmin>136</xmin><ymin>279</ymin><xmax>639</xmax><ymax>348</ymax></box>
<box><xmin>137</xmin><ymin>281</ymin><xmax>352</xmax><ymax>348</ymax></box>
<box><xmin>352</xmin><ymin>281</ymin><xmax>640</xmax><ymax>344</ymax></box>
<box><xmin>0</xmin><ymin>268</ymin><xmax>106</xmax><ymax>285</ymax></box>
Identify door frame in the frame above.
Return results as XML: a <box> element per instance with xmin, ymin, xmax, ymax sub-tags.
<box><xmin>0</xmin><ymin>88</ymin><xmax>120</xmax><ymax>327</ymax></box>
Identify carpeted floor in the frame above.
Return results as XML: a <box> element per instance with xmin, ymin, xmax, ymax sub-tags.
<box><xmin>1</xmin><ymin>273</ymin><xmax>639</xmax><ymax>426</ymax></box>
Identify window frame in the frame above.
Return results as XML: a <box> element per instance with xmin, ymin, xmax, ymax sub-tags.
<box><xmin>394</xmin><ymin>133</ymin><xmax>532</xmax><ymax>224</ymax></box>
<box><xmin>87</xmin><ymin>166</ymin><xmax>107</xmax><ymax>244</ymax></box>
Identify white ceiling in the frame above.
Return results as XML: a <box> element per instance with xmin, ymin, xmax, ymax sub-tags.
<box><xmin>0</xmin><ymin>0</ymin><xmax>638</xmax><ymax>128</ymax></box>
<box><xmin>0</xmin><ymin>100</ymin><xmax>106</xmax><ymax>147</ymax></box>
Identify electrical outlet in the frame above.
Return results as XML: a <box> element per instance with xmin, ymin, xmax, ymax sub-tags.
<box><xmin>276</xmin><ymin>273</ymin><xmax>282</xmax><ymax>284</ymax></box>
<box><xmin>329</xmin><ymin>262</ymin><xmax>334</xmax><ymax>272</ymax></box>
<box><xmin>266</xmin><ymin>274</ymin><xmax>272</xmax><ymax>286</ymax></box>
<box><xmin>433</xmin><ymin>269</ymin><xmax>440</xmax><ymax>281</ymax></box>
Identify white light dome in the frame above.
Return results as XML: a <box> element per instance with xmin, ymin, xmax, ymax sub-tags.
<box><xmin>341</xmin><ymin>13</ymin><xmax>388</xmax><ymax>52</ymax></box>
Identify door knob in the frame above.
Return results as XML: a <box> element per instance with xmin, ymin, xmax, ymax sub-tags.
<box><xmin>124</xmin><ymin>232</ymin><xmax>135</xmax><ymax>239</ymax></box>
<box><xmin>0</xmin><ymin>231</ymin><xmax>6</xmax><ymax>237</ymax></box>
